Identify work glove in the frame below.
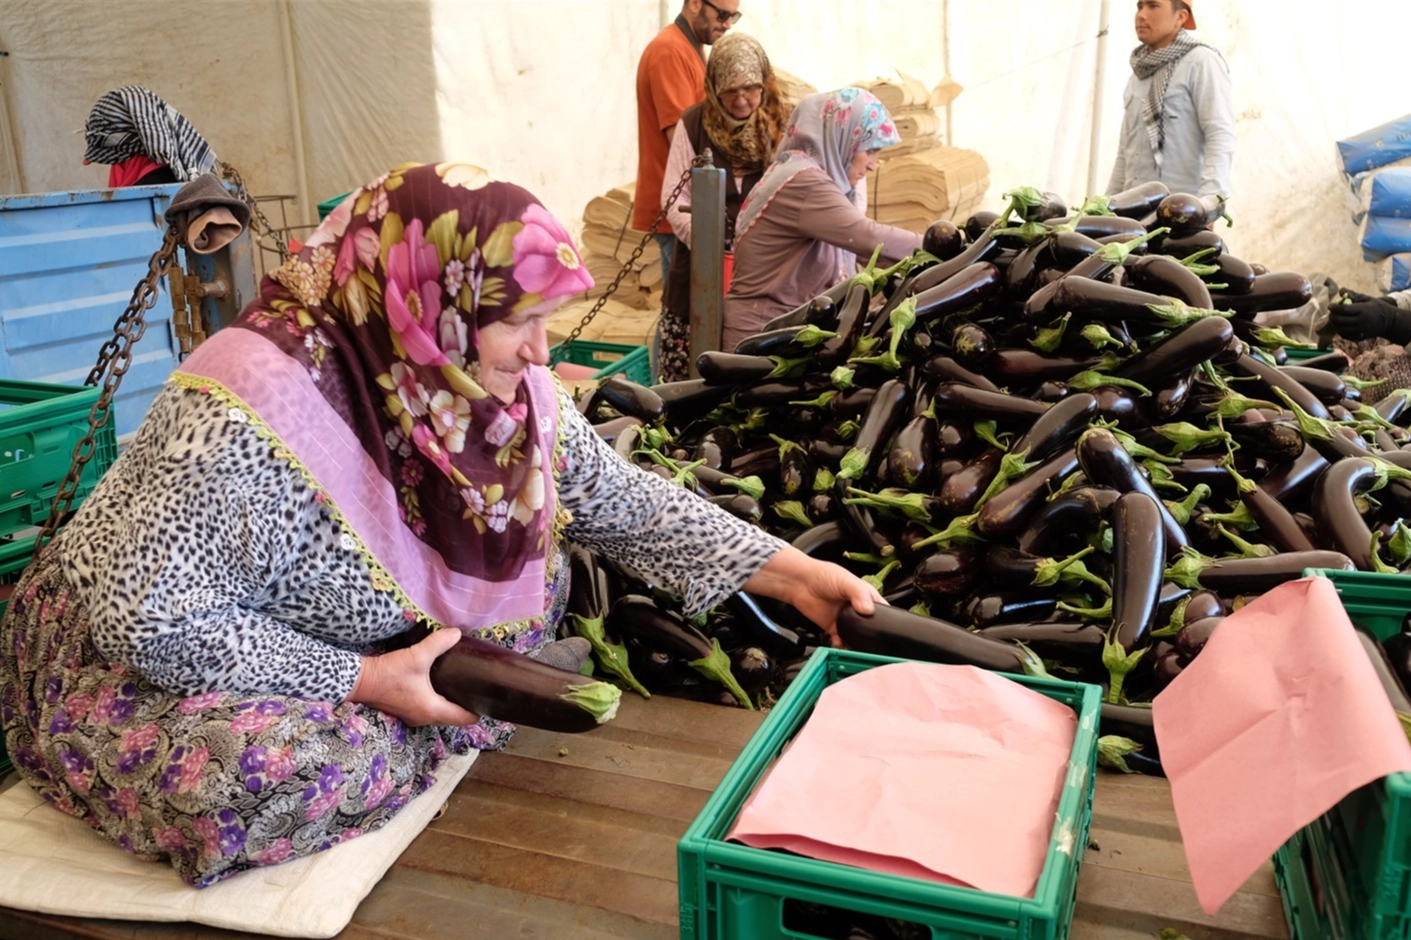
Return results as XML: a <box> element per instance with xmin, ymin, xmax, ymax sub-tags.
<box><xmin>1338</xmin><ymin>287</ymin><xmax>1376</xmax><ymax>303</ymax></box>
<box><xmin>1329</xmin><ymin>297</ymin><xmax>1411</xmax><ymax>343</ymax></box>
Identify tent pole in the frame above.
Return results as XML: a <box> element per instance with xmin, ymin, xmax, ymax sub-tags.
<box><xmin>942</xmin><ymin>0</ymin><xmax>952</xmax><ymax>146</ymax></box>
<box><xmin>0</xmin><ymin>52</ymin><xmax>24</xmax><ymax>194</ymax></box>
<box><xmin>279</xmin><ymin>0</ymin><xmax>313</xmax><ymax>229</ymax></box>
<box><xmin>1087</xmin><ymin>0</ymin><xmax>1112</xmax><ymax>196</ymax></box>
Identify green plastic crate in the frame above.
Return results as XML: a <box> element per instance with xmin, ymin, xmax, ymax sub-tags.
<box><xmin>1282</xmin><ymin>347</ymin><xmax>1345</xmax><ymax>371</ymax></box>
<box><xmin>1</xmin><ymin>380</ymin><xmax>117</xmax><ymax>539</ymax></box>
<box><xmin>1272</xmin><ymin>569</ymin><xmax>1411</xmax><ymax>939</ymax></box>
<box><xmin>551</xmin><ymin>340</ymin><xmax>652</xmax><ymax>387</ymax></box>
<box><xmin>316</xmin><ymin>191</ymin><xmax>353</xmax><ymax>222</ymax></box>
<box><xmin>677</xmin><ymin>649</ymin><xmax>1100</xmax><ymax>940</ymax></box>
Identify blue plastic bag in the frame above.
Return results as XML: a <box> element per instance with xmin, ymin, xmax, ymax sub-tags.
<box><xmin>1338</xmin><ymin>114</ymin><xmax>1411</xmax><ymax>175</ymax></box>
<box><xmin>1377</xmin><ymin>254</ymin><xmax>1411</xmax><ymax>293</ymax></box>
<box><xmin>1361</xmin><ymin>214</ymin><xmax>1411</xmax><ymax>259</ymax></box>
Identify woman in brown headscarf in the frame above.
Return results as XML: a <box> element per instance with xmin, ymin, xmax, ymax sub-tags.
<box><xmin>656</xmin><ymin>31</ymin><xmax>789</xmax><ymax>382</ymax></box>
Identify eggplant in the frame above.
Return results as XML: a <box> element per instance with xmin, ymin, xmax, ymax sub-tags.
<box><xmin>706</xmin><ymin>493</ymin><xmax>763</xmax><ymax>524</ymax></box>
<box><xmin>966</xmin><ymin>592</ymin><xmax>1060</xmax><ymax>629</ymax></box>
<box><xmin>1354</xmin><ymin>628</ymin><xmax>1411</xmax><ymax>724</ymax></box>
<box><xmin>1227</xmin><ymin>420</ymin><xmax>1305</xmax><ymax>463</ymax></box>
<box><xmin>731</xmin><ymin>445</ymin><xmax>781</xmax><ymax>479</ymax></box>
<box><xmin>836</xmin><ymin>606</ymin><xmax>1026</xmax><ymax>672</ymax></box>
<box><xmin>1042</xmin><ymin>277</ymin><xmax>1191</xmax><ymax>330</ymax></box>
<box><xmin>1258</xmin><ymin>446</ymin><xmax>1329</xmax><ymax>502</ymax></box>
<box><xmin>1282</xmin><ymin>349</ymin><xmax>1344</xmax><ymax>374</ymax></box>
<box><xmin>1107</xmin><ymin>181</ymin><xmax>1170</xmax><ymax>219</ymax></box>
<box><xmin>791</xmin><ymin>520</ymin><xmax>845</xmax><ymax>558</ymax></box>
<box><xmin>1279</xmin><ymin>366</ymin><xmax>1347</xmax><ymax>406</ymax></box>
<box><xmin>595</xmin><ymin>375</ymin><xmax>665</xmax><ymax>423</ymax></box>
<box><xmin>692</xmin><ymin>426</ymin><xmax>738</xmax><ymax>472</ymax></box>
<box><xmin>988</xmin><ymin>349</ymin><xmax>1100</xmax><ymax>386</ymax></box>
<box><xmin>939</xmin><ymin>448</ymin><xmax>1004</xmax><ymax>516</ymax></box>
<box><xmin>912</xmin><ymin>547</ymin><xmax>980</xmax><ymax>598</ymax></box>
<box><xmin>837</xmin><ymin>378</ymin><xmax>911</xmax><ymax>482</ymax></box>
<box><xmin>1211</xmin><ymin>272</ymin><xmax>1313</xmax><ymax>318</ymax></box>
<box><xmin>979</xmin><ymin>620</ymin><xmax>1104</xmax><ymax>666</ymax></box>
<box><xmin>429</xmin><ymin>634</ymin><xmax>622</xmax><ymax>732</ymax></box>
<box><xmin>910</xmin><ymin>262</ymin><xmax>1005</xmax><ymax>326</ymax></box>
<box><xmin>1311</xmin><ymin>457</ymin><xmax>1386</xmax><ymax>570</ymax></box>
<box><xmin>1230</xmin><ymin>353</ymin><xmax>1330</xmax><ymax>420</ymax></box>
<box><xmin>1155</xmin><ymin>228</ymin><xmax>1224</xmax><ymax>260</ymax></box>
<box><xmin>1149</xmin><ymin>371</ymin><xmax>1193</xmax><ymax>421</ymax></box>
<box><xmin>1018</xmin><ymin>486</ymin><xmax>1119</xmax><ymax>556</ymax></box>
<box><xmin>983</xmin><ymin>544</ymin><xmax>1107</xmax><ymax>594</ymax></box>
<box><xmin>732</xmin><ymin>376</ymin><xmax>833</xmax><ymax>409</ymax></box>
<box><xmin>609</xmin><ymin>596</ymin><xmax>753</xmax><ymax>707</ymax></box>
<box><xmin>772</xmin><ymin>435</ymin><xmax>814</xmax><ymax>498</ymax></box>
<box><xmin>696</xmin><ymin>352</ymin><xmax>789</xmax><ymax>386</ymax></box>
<box><xmin>1207</xmin><ymin>254</ymin><xmax>1257</xmax><ymax>295</ymax></box>
<box><xmin>651</xmin><ymin>379</ymin><xmax>733</xmax><ymax>422</ymax></box>
<box><xmin>726</xmin><ymin>647</ymin><xmax>774</xmax><ymax>696</ymax></box>
<box><xmin>1047</xmin><ymin>214</ymin><xmax>1149</xmax><ymax>239</ymax></box>
<box><xmin>950</xmin><ymin>322</ymin><xmax>995</xmax><ymax>368</ymax></box>
<box><xmin>923</xmin><ymin>219</ymin><xmax>966</xmax><ymax>260</ymax></box>
<box><xmin>1076</xmin><ymin>427</ymin><xmax>1188</xmax><ymax>554</ymax></box>
<box><xmin>1155</xmin><ymin>192</ymin><xmax>1226</xmax><ymax>237</ymax></box>
<box><xmin>814</xmin><ymin>283</ymin><xmax>871</xmax><ymax>368</ymax></box>
<box><xmin>1166</xmin><ymin>550</ymin><xmax>1356</xmax><ymax>594</ymax></box>
<box><xmin>1124</xmin><ymin>253</ymin><xmax>1213</xmax><ymax>309</ymax></box>
<box><xmin>723</xmin><ymin>592</ymin><xmax>803</xmax><ymax>655</ymax></box>
<box><xmin>976</xmin><ymin>449</ymin><xmax>1082</xmax><ymax>538</ymax></box>
<box><xmin>921</xmin><ymin>355</ymin><xmax>1003</xmax><ymax>393</ymax></box>
<box><xmin>592</xmin><ymin>415</ymin><xmax>644</xmax><ymax>447</ymax></box>
<box><xmin>963</xmin><ymin>210</ymin><xmax>1000</xmax><ymax>242</ymax></box>
<box><xmin>1175</xmin><ymin>616</ymin><xmax>1224</xmax><ymax>659</ymax></box>
<box><xmin>1238</xmin><ymin>469</ymin><xmax>1317</xmax><ymax>553</ymax></box>
<box><xmin>1111</xmin><ymin>492</ymin><xmax>1166</xmax><ymax>653</ymax></box>
<box><xmin>834</xmin><ymin>479</ymin><xmax>898</xmax><ymax>558</ymax></box>
<box><xmin>1100</xmin><ymin>702</ymin><xmax>1158</xmax><ymax>750</ymax></box>
<box><xmin>932</xmin><ymin>382</ymin><xmax>1049</xmax><ymax>421</ymax></box>
<box><xmin>1111</xmin><ymin>316</ymin><xmax>1234</xmax><ymax>384</ymax></box>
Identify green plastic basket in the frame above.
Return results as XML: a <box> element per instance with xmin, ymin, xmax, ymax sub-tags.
<box><xmin>0</xmin><ymin>380</ymin><xmax>117</xmax><ymax>539</ymax></box>
<box><xmin>551</xmin><ymin>340</ymin><xmax>652</xmax><ymax>387</ymax></box>
<box><xmin>677</xmin><ymin>649</ymin><xmax>1100</xmax><ymax>940</ymax></box>
<box><xmin>316</xmin><ymin>191</ymin><xmax>354</xmax><ymax>222</ymax></box>
<box><xmin>1273</xmin><ymin>569</ymin><xmax>1411</xmax><ymax>939</ymax></box>
<box><xmin>1282</xmin><ymin>347</ymin><xmax>1345</xmax><ymax>371</ymax></box>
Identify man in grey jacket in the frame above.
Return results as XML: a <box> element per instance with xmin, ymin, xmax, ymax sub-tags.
<box><xmin>1107</xmin><ymin>0</ymin><xmax>1234</xmax><ymax>199</ymax></box>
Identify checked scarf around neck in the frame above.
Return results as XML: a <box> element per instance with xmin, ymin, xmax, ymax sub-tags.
<box><xmin>1129</xmin><ymin>30</ymin><xmax>1225</xmax><ymax>168</ymax></box>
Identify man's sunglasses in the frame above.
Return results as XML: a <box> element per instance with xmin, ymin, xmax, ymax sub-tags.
<box><xmin>700</xmin><ymin>0</ymin><xmax>743</xmax><ymax>26</ymax></box>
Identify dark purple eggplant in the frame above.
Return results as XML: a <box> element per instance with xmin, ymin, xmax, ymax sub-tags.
<box><xmin>1166</xmin><ymin>550</ymin><xmax>1356</xmax><ymax>594</ymax></box>
<box><xmin>1018</xmin><ymin>486</ymin><xmax>1119</xmax><ymax>556</ymax></box>
<box><xmin>912</xmin><ymin>547</ymin><xmax>980</xmax><ymax>598</ymax></box>
<box><xmin>723</xmin><ymin>593</ymin><xmax>804</xmax><ymax>655</ymax></box>
<box><xmin>1286</xmin><ymin>350</ymin><xmax>1349</xmax><ymax>374</ymax></box>
<box><xmin>923</xmin><ymin>219</ymin><xmax>966</xmax><ymax>259</ymax></box>
<box><xmin>967</xmin><ymin>592</ymin><xmax>1061</xmax><ymax>629</ymax></box>
<box><xmin>1100</xmin><ymin>702</ymin><xmax>1158</xmax><ymax>750</ymax></box>
<box><xmin>692</xmin><ymin>426</ymin><xmax>738</xmax><ymax>472</ymax></box>
<box><xmin>1175</xmin><ymin>616</ymin><xmax>1224</xmax><ymax>659</ymax></box>
<box><xmin>733</xmin><ymin>376</ymin><xmax>833</xmax><ymax>409</ymax></box>
<box><xmin>771</xmin><ymin>435</ymin><xmax>813</xmax><ymax>498</ymax></box>
<box><xmin>696</xmin><ymin>352</ymin><xmax>792</xmax><ymax>386</ymax></box>
<box><xmin>1258</xmin><ymin>446</ymin><xmax>1328</xmax><ymax>502</ymax></box>
<box><xmin>837</xmin><ymin>606</ymin><xmax>1026</xmax><ymax>672</ymax></box>
<box><xmin>791</xmin><ymin>520</ymin><xmax>844</xmax><ymax>558</ymax></box>
<box><xmin>932</xmin><ymin>382</ymin><xmax>1050</xmax><ymax>422</ymax></box>
<box><xmin>1124</xmin><ymin>253</ymin><xmax>1213</xmax><ymax>308</ymax></box>
<box><xmin>1230</xmin><ymin>353</ymin><xmax>1330</xmax><ymax>420</ymax></box>
<box><xmin>814</xmin><ymin>282</ymin><xmax>870</xmax><ymax>369</ymax></box>
<box><xmin>1151</xmin><ymin>650</ymin><xmax>1185</xmax><ymax>689</ymax></box>
<box><xmin>731</xmin><ymin>445</ymin><xmax>782</xmax><ymax>479</ymax></box>
<box><xmin>950</xmin><ymin>322</ymin><xmax>995</xmax><ymax>368</ymax></box>
<box><xmin>1155</xmin><ymin>228</ymin><xmax>1224</xmax><ymax>260</ymax></box>
<box><xmin>1077</xmin><ymin>427</ymin><xmax>1188</xmax><ymax>554</ymax></box>
<box><xmin>1279</xmin><ymin>366</ymin><xmax>1347</xmax><ymax>406</ymax></box>
<box><xmin>1107</xmin><ymin>181</ymin><xmax>1170</xmax><ymax>219</ymax></box>
<box><xmin>706</xmin><ymin>493</ymin><xmax>763</xmax><ymax>524</ymax></box>
<box><xmin>829</xmin><ymin>386</ymin><xmax>878</xmax><ymax>420</ymax></box>
<box><xmin>429</xmin><ymin>634</ymin><xmax>622</xmax><ymax>732</ymax></box>
<box><xmin>595</xmin><ymin>375</ymin><xmax>665</xmax><ymax>422</ymax></box>
<box><xmin>976</xmin><ymin>449</ymin><xmax>1083</xmax><ymax>538</ymax></box>
<box><xmin>1207</xmin><ymin>254</ymin><xmax>1256</xmax><ymax>294</ymax></box>
<box><xmin>1111</xmin><ymin>316</ymin><xmax>1234</xmax><ymax>384</ymax></box>
<box><xmin>1111</xmin><ymin>492</ymin><xmax>1166</xmax><ymax>653</ymax></box>
<box><xmin>762</xmin><ymin>287</ymin><xmax>845</xmax><ymax>332</ymax></box>
<box><xmin>592</xmin><ymin>415</ymin><xmax>644</xmax><ymax>448</ymax></box>
<box><xmin>910</xmin><ymin>262</ymin><xmax>1005</xmax><ymax>325</ymax></box>
<box><xmin>609</xmin><ymin>596</ymin><xmax>753</xmax><ymax>707</ymax></box>
<box><xmin>834</xmin><ymin>479</ymin><xmax>898</xmax><ymax>558</ymax></box>
<box><xmin>1212</xmin><ymin>272</ymin><xmax>1313</xmax><ymax>318</ymax></box>
<box><xmin>984</xmin><ymin>544</ymin><xmax>1110</xmax><ymax>594</ymax></box>
<box><xmin>988</xmin><ymin>349</ymin><xmax>1101</xmax><ymax>386</ymax></box>
<box><xmin>939</xmin><ymin>448</ymin><xmax>1004</xmax><ymax>516</ymax></box>
<box><xmin>1155</xmin><ymin>192</ymin><xmax>1226</xmax><ymax>237</ymax></box>
<box><xmin>1312</xmin><ymin>457</ymin><xmax>1386</xmax><ymax>570</ymax></box>
<box><xmin>726</xmin><ymin>647</ymin><xmax>774</xmax><ymax>696</ymax></box>
<box><xmin>1227</xmin><ymin>420</ymin><xmax>1305</xmax><ymax>463</ymax></box>
<box><xmin>920</xmin><ymin>354</ymin><xmax>1002</xmax><ymax>394</ymax></box>
<box><xmin>651</xmin><ymin>379</ymin><xmax>733</xmax><ymax>422</ymax></box>
<box><xmin>1047</xmin><ymin>214</ymin><xmax>1149</xmax><ymax>239</ymax></box>
<box><xmin>1235</xmin><ymin>466</ymin><xmax>1317</xmax><ymax>553</ymax></box>
<box><xmin>1164</xmin><ymin>589</ymin><xmax>1224</xmax><ymax>630</ymax></box>
<box><xmin>963</xmin><ymin>211</ymin><xmax>1000</xmax><ymax>242</ymax></box>
<box><xmin>979</xmin><ymin>620</ymin><xmax>1105</xmax><ymax>668</ymax></box>
<box><xmin>1044</xmin><ymin>276</ymin><xmax>1205</xmax><ymax>331</ymax></box>
<box><xmin>836</xmin><ymin>378</ymin><xmax>910</xmax><ymax>482</ymax></box>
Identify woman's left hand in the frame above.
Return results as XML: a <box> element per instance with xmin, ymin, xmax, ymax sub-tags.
<box><xmin>741</xmin><ymin>546</ymin><xmax>884</xmax><ymax>646</ymax></box>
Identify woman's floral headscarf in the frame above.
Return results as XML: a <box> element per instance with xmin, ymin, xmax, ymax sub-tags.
<box><xmin>699</xmin><ymin>32</ymin><xmax>787</xmax><ymax>176</ymax></box>
<box><xmin>174</xmin><ymin>163</ymin><xmax>593</xmax><ymax>630</ymax></box>
<box><xmin>734</xmin><ymin>88</ymin><xmax>901</xmax><ymax>242</ymax></box>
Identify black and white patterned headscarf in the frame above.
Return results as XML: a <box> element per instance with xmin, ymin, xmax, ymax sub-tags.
<box><xmin>1129</xmin><ymin>31</ymin><xmax>1225</xmax><ymax>169</ymax></box>
<box><xmin>83</xmin><ymin>86</ymin><xmax>217</xmax><ymax>181</ymax></box>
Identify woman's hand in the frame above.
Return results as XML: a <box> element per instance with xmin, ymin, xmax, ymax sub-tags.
<box><xmin>347</xmin><ymin>628</ymin><xmax>480</xmax><ymax>727</ymax></box>
<box><xmin>742</xmin><ymin>546</ymin><xmax>884</xmax><ymax>646</ymax></box>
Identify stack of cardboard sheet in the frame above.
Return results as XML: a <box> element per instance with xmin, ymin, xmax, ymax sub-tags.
<box><xmin>851</xmin><ymin>71</ymin><xmax>991</xmax><ymax>233</ymax></box>
<box><xmin>547</xmin><ymin>296</ymin><xmax>658</xmax><ymax>349</ymax></box>
<box><xmin>576</xmin><ymin>182</ymin><xmax>661</xmax><ymax>311</ymax></box>
<box><xmin>774</xmin><ymin>68</ymin><xmax>817</xmax><ymax>116</ymax></box>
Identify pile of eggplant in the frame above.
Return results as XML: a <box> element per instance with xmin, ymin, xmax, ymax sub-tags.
<box><xmin>570</xmin><ymin>183</ymin><xmax>1411</xmax><ymax>776</ymax></box>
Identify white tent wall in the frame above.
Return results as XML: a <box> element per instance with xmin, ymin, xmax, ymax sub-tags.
<box><xmin>1</xmin><ymin>0</ymin><xmax>1409</xmax><ymax>293</ymax></box>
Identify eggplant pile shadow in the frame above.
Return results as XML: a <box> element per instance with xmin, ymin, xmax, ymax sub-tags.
<box><xmin>571</xmin><ymin>184</ymin><xmax>1411</xmax><ymax>778</ymax></box>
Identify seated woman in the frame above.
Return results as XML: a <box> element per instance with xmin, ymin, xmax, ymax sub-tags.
<box><xmin>657</xmin><ymin>31</ymin><xmax>788</xmax><ymax>382</ymax></box>
<box><xmin>723</xmin><ymin>88</ymin><xmax>923</xmax><ymax>351</ymax></box>
<box><xmin>0</xmin><ymin>163</ymin><xmax>878</xmax><ymax>887</ymax></box>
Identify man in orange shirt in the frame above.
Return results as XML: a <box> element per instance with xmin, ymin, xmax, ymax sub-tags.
<box><xmin>635</xmin><ymin>0</ymin><xmax>742</xmax><ymax>285</ymax></box>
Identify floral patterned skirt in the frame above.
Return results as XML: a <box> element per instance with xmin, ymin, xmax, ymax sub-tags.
<box><xmin>0</xmin><ymin>548</ymin><xmax>566</xmax><ymax>887</ymax></box>
<box><xmin>656</xmin><ymin>306</ymin><xmax>693</xmax><ymax>384</ymax></box>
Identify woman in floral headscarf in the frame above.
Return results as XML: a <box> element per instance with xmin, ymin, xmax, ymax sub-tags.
<box><xmin>724</xmin><ymin>88</ymin><xmax>924</xmax><ymax>350</ymax></box>
<box><xmin>0</xmin><ymin>163</ymin><xmax>878</xmax><ymax>887</ymax></box>
<box><xmin>657</xmin><ymin>31</ymin><xmax>788</xmax><ymax>381</ymax></box>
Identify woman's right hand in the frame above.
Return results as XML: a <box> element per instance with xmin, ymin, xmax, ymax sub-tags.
<box><xmin>347</xmin><ymin>628</ymin><xmax>480</xmax><ymax>727</ymax></box>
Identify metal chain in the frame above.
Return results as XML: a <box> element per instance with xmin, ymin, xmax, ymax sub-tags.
<box><xmin>35</xmin><ymin>227</ymin><xmax>181</xmax><ymax>553</ymax></box>
<box><xmin>549</xmin><ymin>151</ymin><xmax>713</xmax><ymax>365</ymax></box>
<box><xmin>218</xmin><ymin>160</ymin><xmax>289</xmax><ymax>264</ymax></box>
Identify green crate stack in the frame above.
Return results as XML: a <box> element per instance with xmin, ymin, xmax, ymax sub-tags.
<box><xmin>316</xmin><ymin>191</ymin><xmax>353</xmax><ymax>222</ymax></box>
<box><xmin>551</xmin><ymin>340</ymin><xmax>652</xmax><ymax>387</ymax></box>
<box><xmin>677</xmin><ymin>648</ymin><xmax>1101</xmax><ymax>940</ymax></box>
<box><xmin>1273</xmin><ymin>568</ymin><xmax>1411</xmax><ymax>940</ymax></box>
<box><xmin>1</xmin><ymin>379</ymin><xmax>121</xmax><ymax>776</ymax></box>
<box><xmin>1281</xmin><ymin>346</ymin><xmax>1343</xmax><ymax>368</ymax></box>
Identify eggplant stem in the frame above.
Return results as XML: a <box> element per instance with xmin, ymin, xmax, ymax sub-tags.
<box><xmin>1164</xmin><ymin>483</ymin><xmax>1212</xmax><ymax>527</ymax></box>
<box><xmin>558</xmin><ymin>680</ymin><xmax>624</xmax><ymax>724</ymax></box>
<box><xmin>789</xmin><ymin>390</ymin><xmax>838</xmax><ymax>409</ymax></box>
<box><xmin>1371</xmin><ymin>531</ymin><xmax>1401</xmax><ymax>575</ymax></box>
<box><xmin>772</xmin><ymin>500</ymin><xmax>813</xmax><ymax>528</ymax></box>
<box><xmin>973</xmin><ymin>420</ymin><xmax>1010</xmax><ymax>452</ymax></box>
<box><xmin>843</xmin><ymin>486</ymin><xmax>935</xmax><ymax>523</ymax></box>
<box><xmin>1102</xmin><ymin>625</ymin><xmax>1148</xmax><ymax>704</ymax></box>
<box><xmin>721</xmin><ymin>475</ymin><xmax>766</xmax><ymax>501</ymax></box>
<box><xmin>862</xmin><ymin>559</ymin><xmax>901</xmax><ymax>592</ymax></box>
<box><xmin>1215</xmin><ymin>523</ymin><xmax>1276</xmax><ymax>558</ymax></box>
<box><xmin>1093</xmin><ymin>226</ymin><xmax>1168</xmax><ymax>264</ymax></box>
<box><xmin>1097</xmin><ymin>735</ymin><xmax>1145</xmax><ymax>774</ymax></box>
<box><xmin>975</xmin><ymin>449</ymin><xmax>1038</xmax><ymax>510</ymax></box>
<box><xmin>1068</xmin><ymin>371</ymin><xmax>1153</xmax><ymax>397</ymax></box>
<box><xmin>830</xmin><ymin>366</ymin><xmax>857</xmax><ymax>390</ymax></box>
<box><xmin>567</xmin><ymin>613</ymin><xmax>651</xmax><ymax>699</ymax></box>
<box><xmin>909</xmin><ymin>512</ymin><xmax>985</xmax><ymax>551</ymax></box>
<box><xmin>687</xmin><ymin>638</ymin><xmax>755</xmax><ymax>710</ymax></box>
<box><xmin>1164</xmin><ymin>546</ymin><xmax>1214</xmax><ymax>590</ymax></box>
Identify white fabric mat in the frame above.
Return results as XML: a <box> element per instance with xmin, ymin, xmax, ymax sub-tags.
<box><xmin>0</xmin><ymin>750</ymin><xmax>477</xmax><ymax>938</ymax></box>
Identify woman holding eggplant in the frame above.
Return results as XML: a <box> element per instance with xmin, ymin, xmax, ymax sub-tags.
<box><xmin>0</xmin><ymin>164</ymin><xmax>878</xmax><ymax>887</ymax></box>
<box><xmin>723</xmin><ymin>88</ymin><xmax>923</xmax><ymax>351</ymax></box>
<box><xmin>658</xmin><ymin>31</ymin><xmax>788</xmax><ymax>382</ymax></box>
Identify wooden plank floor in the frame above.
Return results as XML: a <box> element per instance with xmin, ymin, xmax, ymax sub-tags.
<box><xmin>0</xmin><ymin>694</ymin><xmax>1289</xmax><ymax>940</ymax></box>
